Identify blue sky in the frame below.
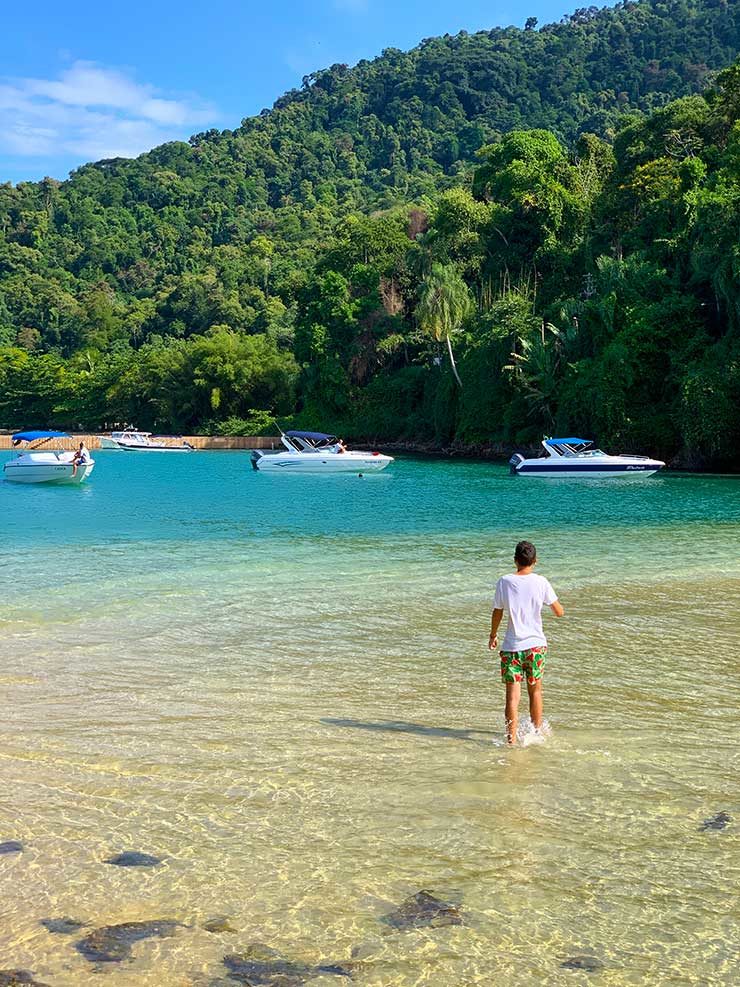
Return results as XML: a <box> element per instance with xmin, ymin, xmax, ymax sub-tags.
<box><xmin>2</xmin><ymin>0</ymin><xmax>597</xmax><ymax>185</ymax></box>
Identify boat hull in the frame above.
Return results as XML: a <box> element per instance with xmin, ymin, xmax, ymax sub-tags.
<box><xmin>116</xmin><ymin>443</ymin><xmax>193</xmax><ymax>452</ymax></box>
<box><xmin>3</xmin><ymin>459</ymin><xmax>95</xmax><ymax>484</ymax></box>
<box><xmin>509</xmin><ymin>442</ymin><xmax>664</xmax><ymax>479</ymax></box>
<box><xmin>515</xmin><ymin>467</ymin><xmax>661</xmax><ymax>478</ymax></box>
<box><xmin>252</xmin><ymin>452</ymin><xmax>392</xmax><ymax>473</ymax></box>
<box><xmin>512</xmin><ymin>460</ymin><xmax>663</xmax><ymax>478</ymax></box>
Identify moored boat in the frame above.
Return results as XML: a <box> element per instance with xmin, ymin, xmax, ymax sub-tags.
<box><xmin>509</xmin><ymin>437</ymin><xmax>664</xmax><ymax>478</ymax></box>
<box><xmin>98</xmin><ymin>429</ymin><xmax>195</xmax><ymax>452</ymax></box>
<box><xmin>251</xmin><ymin>430</ymin><xmax>393</xmax><ymax>473</ymax></box>
<box><xmin>3</xmin><ymin>431</ymin><xmax>95</xmax><ymax>484</ymax></box>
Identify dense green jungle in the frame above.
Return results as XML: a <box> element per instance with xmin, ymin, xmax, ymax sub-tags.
<box><xmin>0</xmin><ymin>0</ymin><xmax>739</xmax><ymax>466</ymax></box>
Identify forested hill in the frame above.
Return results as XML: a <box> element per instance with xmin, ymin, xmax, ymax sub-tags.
<box><xmin>1</xmin><ymin>0</ymin><xmax>740</xmax><ymax>466</ymax></box>
<box><xmin>2</xmin><ymin>0</ymin><xmax>739</xmax><ymax>308</ymax></box>
<box><xmin>260</xmin><ymin>0</ymin><xmax>739</xmax><ymax>189</ymax></box>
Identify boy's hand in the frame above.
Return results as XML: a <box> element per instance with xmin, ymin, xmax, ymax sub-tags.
<box><xmin>488</xmin><ymin>633</ymin><xmax>498</xmax><ymax>650</ymax></box>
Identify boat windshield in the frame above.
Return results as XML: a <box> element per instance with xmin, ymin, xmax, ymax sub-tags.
<box><xmin>282</xmin><ymin>431</ymin><xmax>339</xmax><ymax>453</ymax></box>
<box><xmin>112</xmin><ymin>431</ymin><xmax>151</xmax><ymax>443</ymax></box>
<box><xmin>545</xmin><ymin>439</ymin><xmax>600</xmax><ymax>457</ymax></box>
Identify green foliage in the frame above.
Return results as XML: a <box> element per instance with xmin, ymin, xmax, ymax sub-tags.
<box><xmin>0</xmin><ymin>1</ymin><xmax>739</xmax><ymax>464</ymax></box>
<box><xmin>680</xmin><ymin>354</ymin><xmax>740</xmax><ymax>464</ymax></box>
<box><xmin>205</xmin><ymin>410</ymin><xmax>278</xmax><ymax>436</ymax></box>
<box><xmin>0</xmin><ymin>330</ymin><xmax>296</xmax><ymax>432</ymax></box>
<box><xmin>416</xmin><ymin>263</ymin><xmax>472</xmax><ymax>386</ymax></box>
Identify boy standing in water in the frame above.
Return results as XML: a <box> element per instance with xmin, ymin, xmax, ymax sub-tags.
<box><xmin>489</xmin><ymin>541</ymin><xmax>564</xmax><ymax>745</ymax></box>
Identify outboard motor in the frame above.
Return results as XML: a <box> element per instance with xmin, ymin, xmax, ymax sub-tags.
<box><xmin>250</xmin><ymin>450</ymin><xmax>262</xmax><ymax>471</ymax></box>
<box><xmin>509</xmin><ymin>453</ymin><xmax>525</xmax><ymax>475</ymax></box>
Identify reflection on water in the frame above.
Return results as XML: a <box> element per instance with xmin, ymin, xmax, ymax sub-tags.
<box><xmin>1</xmin><ymin>455</ymin><xmax>739</xmax><ymax>985</ymax></box>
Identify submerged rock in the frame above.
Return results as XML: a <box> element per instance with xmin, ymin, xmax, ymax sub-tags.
<box><xmin>104</xmin><ymin>850</ymin><xmax>162</xmax><ymax>867</ymax></box>
<box><xmin>76</xmin><ymin>919</ymin><xmax>180</xmax><ymax>962</ymax></box>
<box><xmin>223</xmin><ymin>944</ymin><xmax>351</xmax><ymax>985</ymax></box>
<box><xmin>561</xmin><ymin>955</ymin><xmax>604</xmax><ymax>972</ymax></box>
<box><xmin>203</xmin><ymin>916</ymin><xmax>237</xmax><ymax>934</ymax></box>
<box><xmin>0</xmin><ymin>972</ymin><xmax>50</xmax><ymax>986</ymax></box>
<box><xmin>381</xmin><ymin>890</ymin><xmax>462</xmax><ymax>930</ymax></box>
<box><xmin>699</xmin><ymin>811</ymin><xmax>732</xmax><ymax>832</ymax></box>
<box><xmin>41</xmin><ymin>917</ymin><xmax>86</xmax><ymax>934</ymax></box>
<box><xmin>0</xmin><ymin>841</ymin><xmax>23</xmax><ymax>855</ymax></box>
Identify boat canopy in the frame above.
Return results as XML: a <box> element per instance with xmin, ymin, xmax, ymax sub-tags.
<box><xmin>12</xmin><ymin>430</ymin><xmax>69</xmax><ymax>442</ymax></box>
<box><xmin>545</xmin><ymin>437</ymin><xmax>591</xmax><ymax>446</ymax></box>
<box><xmin>285</xmin><ymin>430</ymin><xmax>337</xmax><ymax>442</ymax></box>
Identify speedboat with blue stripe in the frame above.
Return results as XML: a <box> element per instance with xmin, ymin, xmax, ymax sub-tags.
<box><xmin>3</xmin><ymin>431</ymin><xmax>95</xmax><ymax>484</ymax></box>
<box><xmin>509</xmin><ymin>437</ymin><xmax>664</xmax><ymax>478</ymax></box>
<box><xmin>251</xmin><ymin>430</ymin><xmax>393</xmax><ymax>473</ymax></box>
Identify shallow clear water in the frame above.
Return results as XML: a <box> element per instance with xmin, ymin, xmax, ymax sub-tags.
<box><xmin>1</xmin><ymin>452</ymin><xmax>739</xmax><ymax>986</ymax></box>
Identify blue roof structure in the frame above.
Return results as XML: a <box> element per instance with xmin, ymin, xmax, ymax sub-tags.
<box><xmin>12</xmin><ymin>430</ymin><xmax>69</xmax><ymax>442</ymax></box>
<box><xmin>545</xmin><ymin>437</ymin><xmax>592</xmax><ymax>446</ymax></box>
<box><xmin>285</xmin><ymin>430</ymin><xmax>337</xmax><ymax>442</ymax></box>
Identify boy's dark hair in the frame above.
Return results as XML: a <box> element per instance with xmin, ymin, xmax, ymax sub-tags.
<box><xmin>514</xmin><ymin>540</ymin><xmax>537</xmax><ymax>567</ymax></box>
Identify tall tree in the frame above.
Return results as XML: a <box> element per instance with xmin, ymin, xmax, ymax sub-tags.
<box><xmin>416</xmin><ymin>263</ymin><xmax>472</xmax><ymax>388</ymax></box>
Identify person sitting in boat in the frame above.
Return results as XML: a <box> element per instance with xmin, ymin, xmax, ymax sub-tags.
<box><xmin>71</xmin><ymin>441</ymin><xmax>90</xmax><ymax>476</ymax></box>
<box><xmin>336</xmin><ymin>439</ymin><xmax>347</xmax><ymax>454</ymax></box>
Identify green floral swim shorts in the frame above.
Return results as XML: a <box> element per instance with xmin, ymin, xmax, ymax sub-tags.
<box><xmin>500</xmin><ymin>646</ymin><xmax>547</xmax><ymax>684</ymax></box>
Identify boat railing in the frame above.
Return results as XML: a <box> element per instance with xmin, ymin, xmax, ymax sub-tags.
<box><xmin>284</xmin><ymin>436</ymin><xmax>331</xmax><ymax>453</ymax></box>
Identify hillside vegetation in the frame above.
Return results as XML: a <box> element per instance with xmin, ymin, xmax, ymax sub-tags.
<box><xmin>0</xmin><ymin>0</ymin><xmax>739</xmax><ymax>465</ymax></box>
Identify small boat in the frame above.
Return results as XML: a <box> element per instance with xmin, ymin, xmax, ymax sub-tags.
<box><xmin>3</xmin><ymin>431</ymin><xmax>95</xmax><ymax>484</ymax></box>
<box><xmin>251</xmin><ymin>430</ymin><xmax>393</xmax><ymax>473</ymax></box>
<box><xmin>509</xmin><ymin>437</ymin><xmax>664</xmax><ymax>478</ymax></box>
<box><xmin>98</xmin><ymin>429</ymin><xmax>195</xmax><ymax>452</ymax></box>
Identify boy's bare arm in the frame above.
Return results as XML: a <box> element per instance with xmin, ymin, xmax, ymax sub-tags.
<box><xmin>550</xmin><ymin>601</ymin><xmax>564</xmax><ymax>617</ymax></box>
<box><xmin>489</xmin><ymin>608</ymin><xmax>504</xmax><ymax>649</ymax></box>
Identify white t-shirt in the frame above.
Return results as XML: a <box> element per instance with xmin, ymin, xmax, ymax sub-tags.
<box><xmin>493</xmin><ymin>573</ymin><xmax>558</xmax><ymax>651</ymax></box>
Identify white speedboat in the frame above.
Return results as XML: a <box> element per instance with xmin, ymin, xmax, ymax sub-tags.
<box><xmin>251</xmin><ymin>430</ymin><xmax>393</xmax><ymax>473</ymax></box>
<box><xmin>98</xmin><ymin>429</ymin><xmax>194</xmax><ymax>452</ymax></box>
<box><xmin>509</xmin><ymin>437</ymin><xmax>664</xmax><ymax>478</ymax></box>
<box><xmin>3</xmin><ymin>431</ymin><xmax>95</xmax><ymax>484</ymax></box>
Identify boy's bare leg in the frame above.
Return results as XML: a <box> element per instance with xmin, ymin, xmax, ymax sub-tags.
<box><xmin>504</xmin><ymin>681</ymin><xmax>521</xmax><ymax>745</ymax></box>
<box><xmin>526</xmin><ymin>679</ymin><xmax>543</xmax><ymax>731</ymax></box>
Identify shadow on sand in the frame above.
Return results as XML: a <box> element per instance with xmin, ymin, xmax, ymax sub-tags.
<box><xmin>321</xmin><ymin>717</ymin><xmax>498</xmax><ymax>744</ymax></box>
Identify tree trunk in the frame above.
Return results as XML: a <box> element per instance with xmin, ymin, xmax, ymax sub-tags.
<box><xmin>446</xmin><ymin>333</ymin><xmax>463</xmax><ymax>388</ymax></box>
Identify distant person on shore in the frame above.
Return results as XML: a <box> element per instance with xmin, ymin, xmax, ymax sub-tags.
<box><xmin>489</xmin><ymin>540</ymin><xmax>564</xmax><ymax>745</ymax></box>
<box><xmin>70</xmin><ymin>441</ymin><xmax>89</xmax><ymax>477</ymax></box>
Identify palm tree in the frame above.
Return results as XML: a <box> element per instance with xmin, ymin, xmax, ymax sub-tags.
<box><xmin>416</xmin><ymin>263</ymin><xmax>472</xmax><ymax>388</ymax></box>
<box><xmin>504</xmin><ymin>320</ymin><xmax>577</xmax><ymax>426</ymax></box>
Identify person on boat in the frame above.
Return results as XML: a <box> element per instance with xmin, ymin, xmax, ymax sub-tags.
<box><xmin>336</xmin><ymin>439</ymin><xmax>347</xmax><ymax>454</ymax></box>
<box><xmin>488</xmin><ymin>540</ymin><xmax>564</xmax><ymax>745</ymax></box>
<box><xmin>71</xmin><ymin>441</ymin><xmax>90</xmax><ymax>477</ymax></box>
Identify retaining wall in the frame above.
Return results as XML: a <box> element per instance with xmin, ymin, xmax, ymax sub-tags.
<box><xmin>0</xmin><ymin>433</ymin><xmax>281</xmax><ymax>451</ymax></box>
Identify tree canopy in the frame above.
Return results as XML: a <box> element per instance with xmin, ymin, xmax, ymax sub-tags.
<box><xmin>0</xmin><ymin>0</ymin><xmax>739</xmax><ymax>466</ymax></box>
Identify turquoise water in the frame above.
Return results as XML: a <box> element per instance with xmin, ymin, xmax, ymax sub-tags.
<box><xmin>1</xmin><ymin>452</ymin><xmax>739</xmax><ymax>986</ymax></box>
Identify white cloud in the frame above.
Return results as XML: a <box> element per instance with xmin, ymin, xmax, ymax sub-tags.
<box><xmin>0</xmin><ymin>61</ymin><xmax>217</xmax><ymax>166</ymax></box>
